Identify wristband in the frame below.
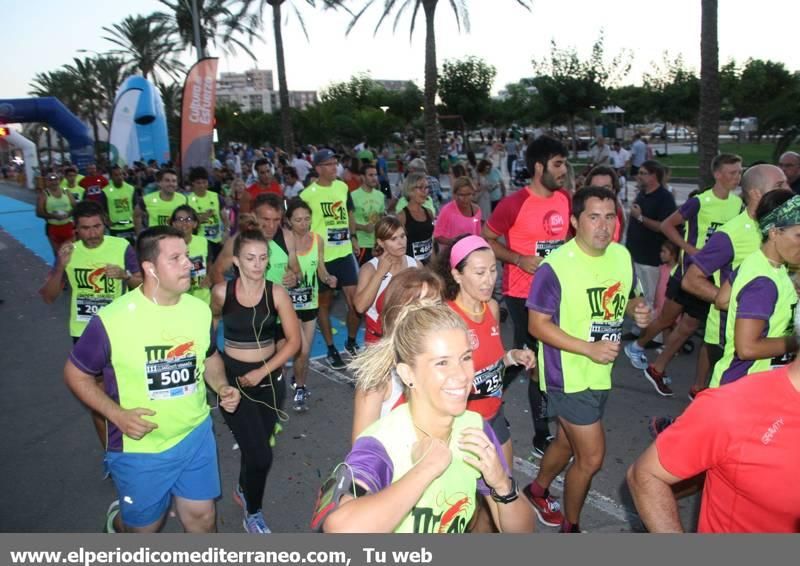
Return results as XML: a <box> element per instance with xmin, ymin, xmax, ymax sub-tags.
<box><xmin>490</xmin><ymin>477</ymin><xmax>519</xmax><ymax>504</ymax></box>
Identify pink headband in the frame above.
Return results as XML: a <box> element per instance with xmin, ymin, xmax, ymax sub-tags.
<box><xmin>450</xmin><ymin>235</ymin><xmax>491</xmax><ymax>269</ymax></box>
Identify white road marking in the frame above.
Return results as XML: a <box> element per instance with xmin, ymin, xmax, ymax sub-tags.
<box><xmin>513</xmin><ymin>456</ymin><xmax>637</xmax><ymax>523</ymax></box>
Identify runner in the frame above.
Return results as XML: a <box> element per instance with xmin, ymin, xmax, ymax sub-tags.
<box><xmin>350</xmin><ymin>163</ymin><xmax>386</xmax><ymax>266</ymax></box>
<box><xmin>103</xmin><ymin>166</ymin><xmax>136</xmax><ymax>244</ymax></box>
<box><xmin>241</xmin><ymin>158</ymin><xmax>282</xmax><ymax>213</ymax></box>
<box><xmin>483</xmin><ymin>135</ymin><xmax>572</xmax><ymax>460</ymax></box>
<box><xmin>708</xmin><ymin>190</ymin><xmax>799</xmax><ymax>388</ymax></box>
<box><xmin>187</xmin><ymin>166</ymin><xmax>227</xmax><ymax>262</ymax></box>
<box><xmin>36</xmin><ymin>172</ymin><xmax>76</xmax><ymax>255</ymax></box>
<box><xmin>397</xmin><ymin>172</ymin><xmax>435</xmax><ymax>265</ymax></box>
<box><xmin>301</xmin><ymin>149</ymin><xmax>362</xmax><ymax>368</ymax></box>
<box><xmin>61</xmin><ymin>166</ymin><xmax>85</xmax><ymax>202</ymax></box>
<box><xmin>627</xmin><ymin>354</ymin><xmax>800</xmax><ymax>532</ymax></box>
<box><xmin>354</xmin><ymin>216</ymin><xmax>417</xmax><ymax>347</ymax></box>
<box><xmin>64</xmin><ymin>226</ymin><xmax>240</xmax><ymax>533</ymax></box>
<box><xmin>351</xmin><ymin>270</ymin><xmax>444</xmax><ymax>442</ymax></box>
<box><xmin>433</xmin><ymin>177</ymin><xmax>482</xmax><ymax>254</ymax></box>
<box><xmin>624</xmin><ymin>154</ymin><xmax>743</xmax><ymax>396</ymax></box>
<box><xmin>78</xmin><ymin>163</ymin><xmax>109</xmax><ymax>207</ymax></box>
<box><xmin>210</xmin><ymin>229</ymin><xmax>301</xmax><ymax>533</ymax></box>
<box><xmin>135</xmin><ymin>169</ymin><xmax>188</xmax><ymax>233</ymax></box>
<box><xmin>681</xmin><ymin>164</ymin><xmax>789</xmax><ymax>398</ymax></box>
<box><xmin>521</xmin><ymin>187</ymin><xmax>651</xmax><ymax>532</ymax></box>
<box><xmin>283</xmin><ymin>198</ymin><xmax>337</xmax><ymax>412</ymax></box>
<box><xmin>435</xmin><ymin>234</ymin><xmax>535</xmax><ymax>467</ymax></box>
<box><xmin>582</xmin><ymin>166</ymin><xmax>625</xmax><ymax>243</ymax></box>
<box><xmin>316</xmin><ymin>303</ymin><xmax>534</xmax><ymax>534</ymax></box>
<box><xmin>210</xmin><ymin>193</ymin><xmax>298</xmax><ymax>290</ymax></box>
<box><xmin>170</xmin><ymin>205</ymin><xmax>214</xmax><ymax>305</ymax></box>
<box><xmin>41</xmin><ymin>200</ymin><xmax>142</xmax><ymax>446</ymax></box>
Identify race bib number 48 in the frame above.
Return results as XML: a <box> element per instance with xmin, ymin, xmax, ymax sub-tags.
<box><xmin>412</xmin><ymin>238</ymin><xmax>433</xmax><ymax>261</ymax></box>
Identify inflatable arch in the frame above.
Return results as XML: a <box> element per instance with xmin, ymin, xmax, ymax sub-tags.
<box><xmin>0</xmin><ymin>98</ymin><xmax>94</xmax><ymax>171</ymax></box>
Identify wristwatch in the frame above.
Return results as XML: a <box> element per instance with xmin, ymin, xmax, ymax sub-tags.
<box><xmin>490</xmin><ymin>477</ymin><xmax>519</xmax><ymax>504</ymax></box>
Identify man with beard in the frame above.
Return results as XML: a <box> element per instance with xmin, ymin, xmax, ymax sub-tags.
<box><xmin>625</xmin><ymin>161</ymin><xmax>677</xmax><ymax>319</ymax></box>
<box><xmin>483</xmin><ymin>136</ymin><xmax>571</xmax><ymax>475</ymax></box>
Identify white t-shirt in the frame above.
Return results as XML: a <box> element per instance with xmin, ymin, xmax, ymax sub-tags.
<box><xmin>292</xmin><ymin>157</ymin><xmax>312</xmax><ymax>182</ymax></box>
<box><xmin>284</xmin><ymin>181</ymin><xmax>304</xmax><ymax>199</ymax></box>
<box><xmin>611</xmin><ymin>148</ymin><xmax>630</xmax><ymax>169</ymax></box>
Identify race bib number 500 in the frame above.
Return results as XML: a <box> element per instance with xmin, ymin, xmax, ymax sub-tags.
<box><xmin>145</xmin><ymin>350</ymin><xmax>199</xmax><ymax>401</ymax></box>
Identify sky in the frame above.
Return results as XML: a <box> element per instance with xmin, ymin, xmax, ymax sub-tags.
<box><xmin>2</xmin><ymin>0</ymin><xmax>798</xmax><ymax>101</ymax></box>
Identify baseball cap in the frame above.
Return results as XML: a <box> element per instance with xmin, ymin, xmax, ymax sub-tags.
<box><xmin>313</xmin><ymin>149</ymin><xmax>337</xmax><ymax>166</ymax></box>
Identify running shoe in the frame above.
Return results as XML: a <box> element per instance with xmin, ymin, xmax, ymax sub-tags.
<box><xmin>643</xmin><ymin>365</ymin><xmax>674</xmax><ymax>397</ymax></box>
<box><xmin>624</xmin><ymin>341</ymin><xmax>649</xmax><ymax>370</ymax></box>
<box><xmin>688</xmin><ymin>385</ymin><xmax>705</xmax><ymax>402</ymax></box>
<box><xmin>103</xmin><ymin>500</ymin><xmax>120</xmax><ymax>533</ymax></box>
<box><xmin>293</xmin><ymin>387</ymin><xmax>308</xmax><ymax>412</ymax></box>
<box><xmin>529</xmin><ymin>435</ymin><xmax>552</xmax><ymax>460</ymax></box>
<box><xmin>326</xmin><ymin>347</ymin><xmax>346</xmax><ymax>370</ymax></box>
<box><xmin>233</xmin><ymin>484</ymin><xmax>247</xmax><ymax>510</ymax></box>
<box><xmin>243</xmin><ymin>511</ymin><xmax>271</xmax><ymax>534</ymax></box>
<box><xmin>344</xmin><ymin>340</ymin><xmax>361</xmax><ymax>358</ymax></box>
<box><xmin>522</xmin><ymin>483</ymin><xmax>563</xmax><ymax>527</ymax></box>
<box><xmin>648</xmin><ymin>416</ymin><xmax>674</xmax><ymax>439</ymax></box>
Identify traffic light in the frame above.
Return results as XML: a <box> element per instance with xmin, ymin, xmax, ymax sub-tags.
<box><xmin>0</xmin><ymin>127</ymin><xmax>9</xmax><ymax>137</ymax></box>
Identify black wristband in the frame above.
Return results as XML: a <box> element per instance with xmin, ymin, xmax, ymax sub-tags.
<box><xmin>490</xmin><ymin>477</ymin><xmax>519</xmax><ymax>504</ymax></box>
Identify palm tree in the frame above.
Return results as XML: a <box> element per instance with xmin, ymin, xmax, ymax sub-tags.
<box><xmin>154</xmin><ymin>0</ymin><xmax>262</xmax><ymax>60</ymax></box>
<box><xmin>64</xmin><ymin>57</ymin><xmax>107</xmax><ymax>162</ymax></box>
<box><xmin>93</xmin><ymin>55</ymin><xmax>130</xmax><ymax>122</ymax></box>
<box><xmin>103</xmin><ymin>14</ymin><xmax>185</xmax><ymax>82</ymax></box>
<box><xmin>348</xmin><ymin>0</ymin><xmax>532</xmax><ymax>176</ymax></box>
<box><xmin>246</xmin><ymin>0</ymin><xmax>346</xmax><ymax>153</ymax></box>
<box><xmin>29</xmin><ymin>70</ymin><xmax>79</xmax><ymax>167</ymax></box>
<box><xmin>697</xmin><ymin>0</ymin><xmax>719</xmax><ymax>188</ymax></box>
<box><xmin>158</xmin><ymin>82</ymin><xmax>183</xmax><ymax>158</ymax></box>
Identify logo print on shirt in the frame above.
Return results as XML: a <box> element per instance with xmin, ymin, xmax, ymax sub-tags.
<box><xmin>75</xmin><ymin>267</ymin><xmax>116</xmax><ymax>293</ymax></box>
<box><xmin>320</xmin><ymin>201</ymin><xmax>346</xmax><ymax>222</ymax></box>
<box><xmin>587</xmin><ymin>282</ymin><xmax>624</xmax><ymax>320</ymax></box>
<box><xmin>761</xmin><ymin>417</ymin><xmax>784</xmax><ymax>445</ymax></box>
<box><xmin>542</xmin><ymin>210</ymin><xmax>565</xmax><ymax>238</ymax></box>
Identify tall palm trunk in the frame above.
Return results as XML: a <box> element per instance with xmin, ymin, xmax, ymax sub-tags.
<box><xmin>422</xmin><ymin>0</ymin><xmax>440</xmax><ymax>176</ymax></box>
<box><xmin>272</xmin><ymin>1</ymin><xmax>295</xmax><ymax>152</ymax></box>
<box><xmin>698</xmin><ymin>0</ymin><xmax>719</xmax><ymax>188</ymax></box>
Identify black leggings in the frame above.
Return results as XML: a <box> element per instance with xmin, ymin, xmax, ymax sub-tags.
<box><xmin>220</xmin><ymin>352</ymin><xmax>286</xmax><ymax>514</ymax></box>
<box><xmin>504</xmin><ymin>296</ymin><xmax>550</xmax><ymax>442</ymax></box>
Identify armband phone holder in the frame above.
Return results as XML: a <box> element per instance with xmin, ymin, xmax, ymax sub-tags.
<box><xmin>309</xmin><ymin>463</ymin><xmax>365</xmax><ymax>532</ymax></box>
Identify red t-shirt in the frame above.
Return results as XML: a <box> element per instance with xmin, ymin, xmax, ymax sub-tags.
<box><xmin>486</xmin><ymin>187</ymin><xmax>571</xmax><ymax>298</ymax></box>
<box><xmin>448</xmin><ymin>300</ymin><xmax>505</xmax><ymax>420</ymax></box>
<box><xmin>656</xmin><ymin>366</ymin><xmax>800</xmax><ymax>533</ymax></box>
<box><xmin>246</xmin><ymin>181</ymin><xmax>282</xmax><ymax>200</ymax></box>
<box><xmin>79</xmin><ymin>175</ymin><xmax>109</xmax><ymax>204</ymax></box>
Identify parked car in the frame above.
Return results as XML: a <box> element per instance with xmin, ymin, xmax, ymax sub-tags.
<box><xmin>730</xmin><ymin>117</ymin><xmax>758</xmax><ymax>134</ymax></box>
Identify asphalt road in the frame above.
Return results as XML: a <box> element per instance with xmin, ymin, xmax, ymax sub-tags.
<box><xmin>0</xmin><ymin>179</ymin><xmax>701</xmax><ymax>533</ymax></box>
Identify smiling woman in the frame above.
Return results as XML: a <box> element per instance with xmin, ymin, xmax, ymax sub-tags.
<box><xmin>313</xmin><ymin>303</ymin><xmax>534</xmax><ymax>534</ymax></box>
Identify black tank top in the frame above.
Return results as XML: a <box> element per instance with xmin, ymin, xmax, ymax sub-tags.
<box><xmin>222</xmin><ymin>279</ymin><xmax>278</xmax><ymax>345</ymax></box>
<box><xmin>404</xmin><ymin>206</ymin><xmax>434</xmax><ymax>264</ymax></box>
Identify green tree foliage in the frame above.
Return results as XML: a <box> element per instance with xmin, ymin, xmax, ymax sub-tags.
<box><xmin>102</xmin><ymin>14</ymin><xmax>185</xmax><ymax>81</ymax></box>
<box><xmin>348</xmin><ymin>0</ymin><xmax>532</xmax><ymax>175</ymax></box>
<box><xmin>644</xmin><ymin>53</ymin><xmax>700</xmax><ymax>131</ymax></box>
<box><xmin>437</xmin><ymin>56</ymin><xmax>496</xmax><ymax>131</ymax></box>
<box><xmin>532</xmin><ymin>33</ymin><xmax>631</xmax><ymax>155</ymax></box>
<box><xmin>729</xmin><ymin>59</ymin><xmax>800</xmax><ymax>138</ymax></box>
<box><xmin>154</xmin><ymin>0</ymin><xmax>262</xmax><ymax>60</ymax></box>
<box><xmin>607</xmin><ymin>85</ymin><xmax>657</xmax><ymax>126</ymax></box>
